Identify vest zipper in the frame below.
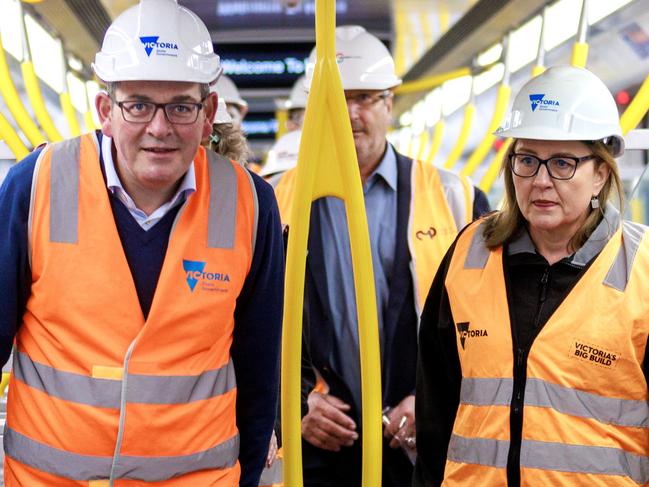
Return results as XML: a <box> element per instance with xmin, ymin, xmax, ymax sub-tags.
<box><xmin>507</xmin><ymin>266</ymin><xmax>550</xmax><ymax>486</ymax></box>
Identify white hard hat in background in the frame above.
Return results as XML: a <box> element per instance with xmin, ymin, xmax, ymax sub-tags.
<box><xmin>215</xmin><ymin>75</ymin><xmax>248</xmax><ymax>114</ymax></box>
<box><xmin>285</xmin><ymin>75</ymin><xmax>308</xmax><ymax>110</ymax></box>
<box><xmin>209</xmin><ymin>84</ymin><xmax>233</xmax><ymax>124</ymax></box>
<box><xmin>93</xmin><ymin>0</ymin><xmax>221</xmax><ymax>84</ymax></box>
<box><xmin>305</xmin><ymin>25</ymin><xmax>402</xmax><ymax>91</ymax></box>
<box><xmin>496</xmin><ymin>65</ymin><xmax>624</xmax><ymax>156</ymax></box>
<box><xmin>260</xmin><ymin>130</ymin><xmax>301</xmax><ymax>177</ymax></box>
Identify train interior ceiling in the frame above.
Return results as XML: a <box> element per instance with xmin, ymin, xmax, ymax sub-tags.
<box><xmin>1</xmin><ymin>0</ymin><xmax>649</xmax><ymax>219</ymax></box>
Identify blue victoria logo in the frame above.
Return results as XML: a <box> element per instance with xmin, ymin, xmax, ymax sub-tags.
<box><xmin>139</xmin><ymin>36</ymin><xmax>179</xmax><ymax>57</ymax></box>
<box><xmin>529</xmin><ymin>93</ymin><xmax>560</xmax><ymax>112</ymax></box>
<box><xmin>182</xmin><ymin>260</ymin><xmax>230</xmax><ymax>292</ymax></box>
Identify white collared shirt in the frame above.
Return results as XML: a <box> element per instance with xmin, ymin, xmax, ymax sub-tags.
<box><xmin>101</xmin><ymin>135</ymin><xmax>196</xmax><ymax>230</ymax></box>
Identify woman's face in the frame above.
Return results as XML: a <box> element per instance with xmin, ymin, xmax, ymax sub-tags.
<box><xmin>512</xmin><ymin>139</ymin><xmax>610</xmax><ymax>239</ymax></box>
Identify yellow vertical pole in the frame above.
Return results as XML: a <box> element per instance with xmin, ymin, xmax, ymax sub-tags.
<box><xmin>281</xmin><ymin>0</ymin><xmax>382</xmax><ymax>486</ymax></box>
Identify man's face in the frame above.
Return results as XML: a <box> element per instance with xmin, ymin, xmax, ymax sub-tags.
<box><xmin>345</xmin><ymin>89</ymin><xmax>393</xmax><ymax>169</ymax></box>
<box><xmin>96</xmin><ymin>81</ymin><xmax>216</xmax><ymax>197</ymax></box>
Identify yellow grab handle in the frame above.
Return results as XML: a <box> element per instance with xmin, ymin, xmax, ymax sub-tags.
<box><xmin>395</xmin><ymin>67</ymin><xmax>471</xmax><ymax>95</ymax></box>
<box><xmin>21</xmin><ymin>61</ymin><xmax>63</xmax><ymax>142</ymax></box>
<box><xmin>570</xmin><ymin>42</ymin><xmax>588</xmax><ymax>69</ymax></box>
<box><xmin>443</xmin><ymin>103</ymin><xmax>475</xmax><ymax>170</ymax></box>
<box><xmin>281</xmin><ymin>1</ymin><xmax>382</xmax><ymax>486</ymax></box>
<box><xmin>275</xmin><ymin>109</ymin><xmax>288</xmax><ymax>140</ymax></box>
<box><xmin>0</xmin><ymin>37</ymin><xmax>44</xmax><ymax>146</ymax></box>
<box><xmin>479</xmin><ymin>138</ymin><xmax>513</xmax><ymax>193</ymax></box>
<box><xmin>0</xmin><ymin>111</ymin><xmax>29</xmax><ymax>160</ymax></box>
<box><xmin>425</xmin><ymin>119</ymin><xmax>444</xmax><ymax>165</ymax></box>
<box><xmin>0</xmin><ymin>372</ymin><xmax>10</xmax><ymax>396</ymax></box>
<box><xmin>60</xmin><ymin>91</ymin><xmax>81</xmax><ymax>136</ymax></box>
<box><xmin>461</xmin><ymin>83</ymin><xmax>511</xmax><ymax>177</ymax></box>
<box><xmin>415</xmin><ymin>129</ymin><xmax>429</xmax><ymax>161</ymax></box>
<box><xmin>621</xmin><ymin>74</ymin><xmax>649</xmax><ymax>134</ymax></box>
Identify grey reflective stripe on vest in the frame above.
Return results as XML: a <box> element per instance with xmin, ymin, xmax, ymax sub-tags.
<box><xmin>258</xmin><ymin>457</ymin><xmax>283</xmax><ymax>485</ymax></box>
<box><xmin>438</xmin><ymin>167</ymin><xmax>472</xmax><ymax>232</ymax></box>
<box><xmin>206</xmin><ymin>150</ymin><xmax>237</xmax><ymax>249</ymax></box>
<box><xmin>460</xmin><ymin>376</ymin><xmax>649</xmax><ymax>428</ymax></box>
<box><xmin>49</xmin><ymin>138</ymin><xmax>81</xmax><ymax>243</ymax></box>
<box><xmin>448</xmin><ymin>434</ymin><xmax>649</xmax><ymax>483</ymax></box>
<box><xmin>604</xmin><ymin>220</ymin><xmax>648</xmax><ymax>291</ymax></box>
<box><xmin>463</xmin><ymin>221</ymin><xmax>489</xmax><ymax>269</ymax></box>
<box><xmin>13</xmin><ymin>351</ymin><xmax>236</xmax><ymax>408</ymax></box>
<box><xmin>4</xmin><ymin>427</ymin><xmax>239</xmax><ymax>482</ymax></box>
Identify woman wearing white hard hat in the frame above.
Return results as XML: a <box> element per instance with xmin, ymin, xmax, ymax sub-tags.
<box><xmin>414</xmin><ymin>65</ymin><xmax>648</xmax><ymax>487</ymax></box>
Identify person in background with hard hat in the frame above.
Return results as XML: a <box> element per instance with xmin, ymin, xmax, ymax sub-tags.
<box><xmin>274</xmin><ymin>25</ymin><xmax>490</xmax><ymax>487</ymax></box>
<box><xmin>208</xmin><ymin>94</ymin><xmax>254</xmax><ymax>166</ymax></box>
<box><xmin>215</xmin><ymin>74</ymin><xmax>249</xmax><ymax>130</ymax></box>
<box><xmin>285</xmin><ymin>75</ymin><xmax>308</xmax><ymax>133</ymax></box>
<box><xmin>413</xmin><ymin>65</ymin><xmax>649</xmax><ymax>487</ymax></box>
<box><xmin>0</xmin><ymin>1</ymin><xmax>284</xmax><ymax>486</ymax></box>
<box><xmin>260</xmin><ymin>129</ymin><xmax>301</xmax><ymax>185</ymax></box>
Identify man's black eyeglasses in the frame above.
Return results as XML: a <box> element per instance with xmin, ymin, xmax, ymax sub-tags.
<box><xmin>113</xmin><ymin>99</ymin><xmax>206</xmax><ymax>125</ymax></box>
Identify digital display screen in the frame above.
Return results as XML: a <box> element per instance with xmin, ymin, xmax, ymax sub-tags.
<box><xmin>242</xmin><ymin>112</ymin><xmax>279</xmax><ymax>140</ymax></box>
<box><xmin>215</xmin><ymin>42</ymin><xmax>313</xmax><ymax>89</ymax></box>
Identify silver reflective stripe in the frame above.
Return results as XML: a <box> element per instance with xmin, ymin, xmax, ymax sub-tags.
<box><xmin>206</xmin><ymin>150</ymin><xmax>237</xmax><ymax>249</ymax></box>
<box><xmin>241</xmin><ymin>167</ymin><xmax>259</xmax><ymax>257</ymax></box>
<box><xmin>437</xmin><ymin>167</ymin><xmax>471</xmax><ymax>232</ymax></box>
<box><xmin>4</xmin><ymin>427</ymin><xmax>239</xmax><ymax>482</ymax></box>
<box><xmin>13</xmin><ymin>351</ymin><xmax>236</xmax><ymax>407</ymax></box>
<box><xmin>447</xmin><ymin>434</ymin><xmax>649</xmax><ymax>483</ymax></box>
<box><xmin>459</xmin><ymin>376</ymin><xmax>649</xmax><ymax>428</ymax></box>
<box><xmin>258</xmin><ymin>457</ymin><xmax>283</xmax><ymax>485</ymax></box>
<box><xmin>525</xmin><ymin>377</ymin><xmax>649</xmax><ymax>428</ymax></box>
<box><xmin>447</xmin><ymin>434</ymin><xmax>509</xmax><ymax>468</ymax></box>
<box><xmin>459</xmin><ymin>377</ymin><xmax>512</xmax><ymax>406</ymax></box>
<box><xmin>49</xmin><ymin>138</ymin><xmax>80</xmax><ymax>244</ymax></box>
<box><xmin>520</xmin><ymin>438</ymin><xmax>649</xmax><ymax>484</ymax></box>
<box><xmin>464</xmin><ymin>222</ymin><xmax>489</xmax><ymax>269</ymax></box>
<box><xmin>13</xmin><ymin>351</ymin><xmax>122</xmax><ymax>408</ymax></box>
<box><xmin>27</xmin><ymin>147</ymin><xmax>47</xmax><ymax>269</ymax></box>
<box><xmin>603</xmin><ymin>220</ymin><xmax>648</xmax><ymax>291</ymax></box>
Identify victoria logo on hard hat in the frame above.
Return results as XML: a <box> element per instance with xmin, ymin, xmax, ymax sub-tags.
<box><xmin>529</xmin><ymin>93</ymin><xmax>560</xmax><ymax>113</ymax></box>
<box><xmin>139</xmin><ymin>36</ymin><xmax>179</xmax><ymax>58</ymax></box>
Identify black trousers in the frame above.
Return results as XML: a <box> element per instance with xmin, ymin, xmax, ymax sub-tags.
<box><xmin>302</xmin><ymin>436</ymin><xmax>414</xmax><ymax>487</ymax></box>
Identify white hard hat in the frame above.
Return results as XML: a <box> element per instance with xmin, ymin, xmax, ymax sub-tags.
<box><xmin>285</xmin><ymin>75</ymin><xmax>308</xmax><ymax>110</ymax></box>
<box><xmin>260</xmin><ymin>130</ymin><xmax>301</xmax><ymax>177</ymax></box>
<box><xmin>93</xmin><ymin>0</ymin><xmax>221</xmax><ymax>84</ymax></box>
<box><xmin>496</xmin><ymin>65</ymin><xmax>624</xmax><ymax>156</ymax></box>
<box><xmin>209</xmin><ymin>84</ymin><xmax>233</xmax><ymax>124</ymax></box>
<box><xmin>305</xmin><ymin>25</ymin><xmax>401</xmax><ymax>91</ymax></box>
<box><xmin>215</xmin><ymin>75</ymin><xmax>248</xmax><ymax>110</ymax></box>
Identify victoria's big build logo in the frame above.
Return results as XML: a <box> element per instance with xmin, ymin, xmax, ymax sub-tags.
<box><xmin>139</xmin><ymin>36</ymin><xmax>179</xmax><ymax>58</ymax></box>
<box><xmin>183</xmin><ymin>259</ymin><xmax>230</xmax><ymax>293</ymax></box>
<box><xmin>529</xmin><ymin>93</ymin><xmax>560</xmax><ymax>113</ymax></box>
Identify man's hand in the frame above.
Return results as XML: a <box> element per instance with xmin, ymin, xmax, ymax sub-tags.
<box><xmin>383</xmin><ymin>395</ymin><xmax>415</xmax><ymax>449</ymax></box>
<box><xmin>265</xmin><ymin>430</ymin><xmax>278</xmax><ymax>468</ymax></box>
<box><xmin>302</xmin><ymin>391</ymin><xmax>358</xmax><ymax>451</ymax></box>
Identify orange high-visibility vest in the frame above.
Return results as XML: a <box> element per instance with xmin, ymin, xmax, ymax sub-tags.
<box><xmin>5</xmin><ymin>134</ymin><xmax>259</xmax><ymax>486</ymax></box>
<box><xmin>273</xmin><ymin>158</ymin><xmax>473</xmax><ymax>314</ymax></box>
<box><xmin>443</xmin><ymin>220</ymin><xmax>649</xmax><ymax>486</ymax></box>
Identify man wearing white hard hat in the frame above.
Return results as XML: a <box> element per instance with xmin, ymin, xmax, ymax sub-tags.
<box><xmin>0</xmin><ymin>1</ymin><xmax>284</xmax><ymax>486</ymax></box>
<box><xmin>215</xmin><ymin>74</ymin><xmax>249</xmax><ymax>130</ymax></box>
<box><xmin>274</xmin><ymin>25</ymin><xmax>490</xmax><ymax>487</ymax></box>
<box><xmin>414</xmin><ymin>66</ymin><xmax>648</xmax><ymax>486</ymax></box>
<box><xmin>285</xmin><ymin>75</ymin><xmax>308</xmax><ymax>132</ymax></box>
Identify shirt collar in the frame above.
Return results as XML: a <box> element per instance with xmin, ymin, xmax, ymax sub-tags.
<box><xmin>507</xmin><ymin>203</ymin><xmax>621</xmax><ymax>267</ymax></box>
<box><xmin>101</xmin><ymin>135</ymin><xmax>196</xmax><ymax>196</ymax></box>
<box><xmin>365</xmin><ymin>144</ymin><xmax>398</xmax><ymax>192</ymax></box>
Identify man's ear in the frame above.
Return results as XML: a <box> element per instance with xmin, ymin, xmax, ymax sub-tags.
<box><xmin>95</xmin><ymin>91</ymin><xmax>114</xmax><ymax>136</ymax></box>
<box><xmin>202</xmin><ymin>92</ymin><xmax>218</xmax><ymax>141</ymax></box>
